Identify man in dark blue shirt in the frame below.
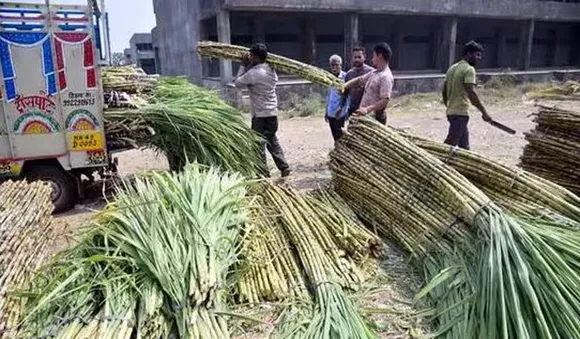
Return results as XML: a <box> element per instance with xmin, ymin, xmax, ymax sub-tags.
<box><xmin>340</xmin><ymin>46</ymin><xmax>374</xmax><ymax>117</ymax></box>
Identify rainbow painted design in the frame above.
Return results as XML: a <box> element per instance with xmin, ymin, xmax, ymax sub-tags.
<box><xmin>13</xmin><ymin>111</ymin><xmax>60</xmax><ymax>135</ymax></box>
<box><xmin>65</xmin><ymin>109</ymin><xmax>99</xmax><ymax>132</ymax></box>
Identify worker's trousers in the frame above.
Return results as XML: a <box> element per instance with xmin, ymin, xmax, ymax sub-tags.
<box><xmin>444</xmin><ymin>115</ymin><xmax>470</xmax><ymax>150</ymax></box>
<box><xmin>251</xmin><ymin>116</ymin><xmax>290</xmax><ymax>176</ymax></box>
<box><xmin>327</xmin><ymin>116</ymin><xmax>347</xmax><ymax>141</ymax></box>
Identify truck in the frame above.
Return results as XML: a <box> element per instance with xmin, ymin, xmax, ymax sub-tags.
<box><xmin>0</xmin><ymin>0</ymin><xmax>113</xmax><ymax>213</ymax></box>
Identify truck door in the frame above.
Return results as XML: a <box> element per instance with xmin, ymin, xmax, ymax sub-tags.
<box><xmin>51</xmin><ymin>2</ymin><xmax>107</xmax><ymax>169</ymax></box>
<box><xmin>0</xmin><ymin>2</ymin><xmax>69</xmax><ymax>168</ymax></box>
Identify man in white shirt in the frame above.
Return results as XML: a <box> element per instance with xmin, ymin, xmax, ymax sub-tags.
<box><xmin>234</xmin><ymin>43</ymin><xmax>291</xmax><ymax>178</ymax></box>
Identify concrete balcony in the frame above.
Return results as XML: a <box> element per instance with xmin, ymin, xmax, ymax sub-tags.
<box><xmin>222</xmin><ymin>0</ymin><xmax>580</xmax><ymax>22</ymax></box>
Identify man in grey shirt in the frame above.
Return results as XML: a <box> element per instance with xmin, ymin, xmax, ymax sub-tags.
<box><xmin>234</xmin><ymin>43</ymin><xmax>291</xmax><ymax>178</ymax></box>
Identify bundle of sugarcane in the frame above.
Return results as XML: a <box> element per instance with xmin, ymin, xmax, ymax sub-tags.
<box><xmin>104</xmin><ymin>91</ymin><xmax>150</xmax><ymax>110</ymax></box>
<box><xmin>17</xmin><ymin>164</ymin><xmax>248</xmax><ymax>338</ymax></box>
<box><xmin>527</xmin><ymin>81</ymin><xmax>580</xmax><ymax>101</ymax></box>
<box><xmin>520</xmin><ymin>106</ymin><xmax>580</xmax><ymax>194</ymax></box>
<box><xmin>260</xmin><ymin>183</ymin><xmax>376</xmax><ymax>339</ymax></box>
<box><xmin>307</xmin><ymin>187</ymin><xmax>382</xmax><ymax>262</ymax></box>
<box><xmin>241</xmin><ymin>203</ymin><xmax>308</xmax><ymax>302</ymax></box>
<box><xmin>104</xmin><ymin>115</ymin><xmax>155</xmax><ymax>151</ymax></box>
<box><xmin>102</xmin><ymin>65</ymin><xmax>159</xmax><ymax>94</ymax></box>
<box><xmin>402</xmin><ymin>133</ymin><xmax>580</xmax><ymax>221</ymax></box>
<box><xmin>235</xmin><ymin>182</ymin><xmax>381</xmax><ymax>305</ymax></box>
<box><xmin>330</xmin><ymin>117</ymin><xmax>580</xmax><ymax>338</ymax></box>
<box><xmin>235</xmin><ymin>205</ymin><xmax>309</xmax><ymax>304</ymax></box>
<box><xmin>0</xmin><ymin>181</ymin><xmax>56</xmax><ymax>338</ymax></box>
<box><xmin>197</xmin><ymin>41</ymin><xmax>343</xmax><ymax>89</ymax></box>
<box><xmin>104</xmin><ymin>77</ymin><xmax>264</xmax><ymax>176</ymax></box>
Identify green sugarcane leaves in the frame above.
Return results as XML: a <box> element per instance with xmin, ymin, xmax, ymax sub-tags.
<box><xmin>18</xmin><ymin>164</ymin><xmax>247</xmax><ymax>338</ymax></box>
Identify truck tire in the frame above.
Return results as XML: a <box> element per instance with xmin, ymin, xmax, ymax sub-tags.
<box><xmin>25</xmin><ymin>165</ymin><xmax>77</xmax><ymax>214</ymax></box>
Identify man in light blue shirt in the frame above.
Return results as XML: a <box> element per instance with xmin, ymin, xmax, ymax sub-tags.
<box><xmin>325</xmin><ymin>54</ymin><xmax>347</xmax><ymax>141</ymax></box>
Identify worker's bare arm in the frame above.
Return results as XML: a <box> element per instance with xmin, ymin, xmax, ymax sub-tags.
<box><xmin>357</xmin><ymin>97</ymin><xmax>389</xmax><ymax>115</ymax></box>
<box><xmin>343</xmin><ymin>72</ymin><xmax>372</xmax><ymax>91</ymax></box>
<box><xmin>442</xmin><ymin>80</ymin><xmax>448</xmax><ymax>106</ymax></box>
<box><xmin>464</xmin><ymin>83</ymin><xmax>491</xmax><ymax>121</ymax></box>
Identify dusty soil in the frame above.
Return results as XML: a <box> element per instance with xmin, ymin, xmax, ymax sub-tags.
<box><xmin>51</xmin><ymin>87</ymin><xmax>580</xmax><ymax>338</ymax></box>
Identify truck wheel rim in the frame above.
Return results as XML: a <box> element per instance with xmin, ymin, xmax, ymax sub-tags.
<box><xmin>46</xmin><ymin>180</ymin><xmax>62</xmax><ymax>202</ymax></box>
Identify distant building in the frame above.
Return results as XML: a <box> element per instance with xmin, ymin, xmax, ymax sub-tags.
<box><xmin>125</xmin><ymin>33</ymin><xmax>157</xmax><ymax>74</ymax></box>
<box><xmin>151</xmin><ymin>0</ymin><xmax>580</xmax><ymax>89</ymax></box>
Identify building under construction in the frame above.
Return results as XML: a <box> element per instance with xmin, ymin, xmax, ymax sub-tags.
<box><xmin>151</xmin><ymin>0</ymin><xmax>580</xmax><ymax>91</ymax></box>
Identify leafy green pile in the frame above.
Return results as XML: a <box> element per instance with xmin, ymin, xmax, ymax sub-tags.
<box><xmin>105</xmin><ymin>77</ymin><xmax>264</xmax><ymax>177</ymax></box>
<box><xmin>17</xmin><ymin>164</ymin><xmax>248</xmax><ymax>338</ymax></box>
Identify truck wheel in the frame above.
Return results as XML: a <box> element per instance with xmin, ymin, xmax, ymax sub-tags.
<box><xmin>25</xmin><ymin>165</ymin><xmax>77</xmax><ymax>214</ymax></box>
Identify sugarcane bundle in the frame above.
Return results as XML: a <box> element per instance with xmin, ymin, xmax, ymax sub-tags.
<box><xmin>104</xmin><ymin>115</ymin><xmax>155</xmax><ymax>151</ymax></box>
<box><xmin>235</xmin><ymin>182</ymin><xmax>381</xmax><ymax>305</ymax></box>
<box><xmin>527</xmin><ymin>81</ymin><xmax>580</xmax><ymax>101</ymax></box>
<box><xmin>330</xmin><ymin>117</ymin><xmax>580</xmax><ymax>338</ymax></box>
<box><xmin>104</xmin><ymin>77</ymin><xmax>264</xmax><ymax>176</ymax></box>
<box><xmin>331</xmin><ymin>120</ymin><xmax>478</xmax><ymax>256</ymax></box>
<box><xmin>104</xmin><ymin>91</ymin><xmax>150</xmax><ymax>109</ymax></box>
<box><xmin>520</xmin><ymin>152</ymin><xmax>580</xmax><ymax>193</ymax></box>
<box><xmin>102</xmin><ymin>65</ymin><xmax>159</xmax><ymax>94</ymax></box>
<box><xmin>0</xmin><ymin>181</ymin><xmax>56</xmax><ymax>338</ymax></box>
<box><xmin>17</xmin><ymin>164</ymin><xmax>248</xmax><ymax>338</ymax></box>
<box><xmin>532</xmin><ymin>105</ymin><xmax>580</xmax><ymax>131</ymax></box>
<box><xmin>235</xmin><ymin>205</ymin><xmax>309</xmax><ymax>304</ymax></box>
<box><xmin>260</xmin><ymin>183</ymin><xmax>376</xmax><ymax>339</ymax></box>
<box><xmin>263</xmin><ymin>182</ymin><xmax>379</xmax><ymax>289</ymax></box>
<box><xmin>402</xmin><ymin>133</ymin><xmax>580</xmax><ymax>221</ymax></box>
<box><xmin>307</xmin><ymin>188</ymin><xmax>382</xmax><ymax>262</ymax></box>
<box><xmin>197</xmin><ymin>41</ymin><xmax>343</xmax><ymax>89</ymax></box>
<box><xmin>520</xmin><ymin>106</ymin><xmax>580</xmax><ymax>194</ymax></box>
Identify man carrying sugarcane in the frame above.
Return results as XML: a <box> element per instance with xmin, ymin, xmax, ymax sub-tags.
<box><xmin>342</xmin><ymin>43</ymin><xmax>394</xmax><ymax>125</ymax></box>
<box><xmin>442</xmin><ymin>41</ymin><xmax>493</xmax><ymax>150</ymax></box>
<box><xmin>325</xmin><ymin>54</ymin><xmax>347</xmax><ymax>141</ymax></box>
<box><xmin>234</xmin><ymin>43</ymin><xmax>291</xmax><ymax>178</ymax></box>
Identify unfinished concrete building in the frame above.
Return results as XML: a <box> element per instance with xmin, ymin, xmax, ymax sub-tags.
<box><xmin>152</xmin><ymin>0</ymin><xmax>580</xmax><ymax>92</ymax></box>
<box><xmin>124</xmin><ymin>33</ymin><xmax>157</xmax><ymax>74</ymax></box>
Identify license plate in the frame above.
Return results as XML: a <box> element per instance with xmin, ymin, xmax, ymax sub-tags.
<box><xmin>68</xmin><ymin>131</ymin><xmax>104</xmax><ymax>151</ymax></box>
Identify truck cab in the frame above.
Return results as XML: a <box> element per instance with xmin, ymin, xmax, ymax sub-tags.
<box><xmin>0</xmin><ymin>1</ymin><xmax>109</xmax><ymax>212</ymax></box>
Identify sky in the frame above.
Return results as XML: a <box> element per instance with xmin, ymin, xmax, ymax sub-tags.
<box><xmin>19</xmin><ymin>0</ymin><xmax>156</xmax><ymax>52</ymax></box>
<box><xmin>104</xmin><ymin>0</ymin><xmax>156</xmax><ymax>52</ymax></box>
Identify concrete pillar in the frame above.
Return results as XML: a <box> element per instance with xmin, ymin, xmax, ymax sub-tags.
<box><xmin>344</xmin><ymin>13</ymin><xmax>360</xmax><ymax>67</ymax></box>
<box><xmin>217</xmin><ymin>9</ymin><xmax>232</xmax><ymax>84</ymax></box>
<box><xmin>440</xmin><ymin>17</ymin><xmax>458</xmax><ymax>72</ymax></box>
<box><xmin>575</xmin><ymin>26</ymin><xmax>580</xmax><ymax>67</ymax></box>
<box><xmin>391</xmin><ymin>30</ymin><xmax>404</xmax><ymax>70</ymax></box>
<box><xmin>547</xmin><ymin>29</ymin><xmax>557</xmax><ymax>67</ymax></box>
<box><xmin>301</xmin><ymin>16</ymin><xmax>317</xmax><ymax>65</ymax></box>
<box><xmin>252</xmin><ymin>15</ymin><xmax>265</xmax><ymax>43</ymax></box>
<box><xmin>518</xmin><ymin>19</ymin><xmax>535</xmax><ymax>70</ymax></box>
<box><xmin>496</xmin><ymin>28</ymin><xmax>507</xmax><ymax>68</ymax></box>
<box><xmin>431</xmin><ymin>27</ymin><xmax>441</xmax><ymax>69</ymax></box>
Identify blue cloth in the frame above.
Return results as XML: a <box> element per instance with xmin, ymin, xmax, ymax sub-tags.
<box><xmin>326</xmin><ymin>71</ymin><xmax>346</xmax><ymax>119</ymax></box>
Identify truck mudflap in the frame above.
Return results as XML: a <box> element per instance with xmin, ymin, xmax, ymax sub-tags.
<box><xmin>0</xmin><ymin>159</ymin><xmax>23</xmax><ymax>178</ymax></box>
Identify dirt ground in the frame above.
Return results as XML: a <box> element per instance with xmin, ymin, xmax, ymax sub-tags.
<box><xmin>52</xmin><ymin>86</ymin><xmax>580</xmax><ymax>338</ymax></box>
